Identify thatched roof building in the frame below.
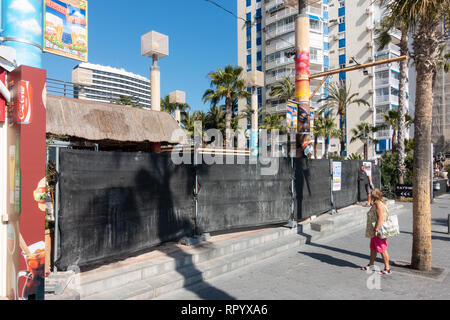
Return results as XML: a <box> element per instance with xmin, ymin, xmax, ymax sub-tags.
<box><xmin>46</xmin><ymin>95</ymin><xmax>188</xmax><ymax>150</ymax></box>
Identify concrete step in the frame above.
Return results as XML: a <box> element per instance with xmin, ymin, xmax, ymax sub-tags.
<box><xmin>78</xmin><ymin>225</ymin><xmax>298</xmax><ymax>298</ymax></box>
<box><xmin>309</xmin><ymin>203</ymin><xmax>404</xmax><ymax>233</ymax></box>
<box><xmin>83</xmin><ymin>233</ymin><xmax>305</xmax><ymax>300</ymax></box>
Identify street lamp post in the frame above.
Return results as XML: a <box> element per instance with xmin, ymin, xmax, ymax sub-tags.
<box><xmin>141</xmin><ymin>31</ymin><xmax>169</xmax><ymax>112</ymax></box>
<box><xmin>169</xmin><ymin>90</ymin><xmax>186</xmax><ymax>124</ymax></box>
<box><xmin>245</xmin><ymin>70</ymin><xmax>264</xmax><ymax>156</ymax></box>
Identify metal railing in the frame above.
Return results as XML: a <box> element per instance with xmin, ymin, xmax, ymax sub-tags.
<box><xmin>46</xmin><ymin>78</ymin><xmax>82</xmax><ymax>98</ymax></box>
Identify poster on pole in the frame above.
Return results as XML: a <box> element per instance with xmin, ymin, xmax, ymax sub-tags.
<box><xmin>363</xmin><ymin>162</ymin><xmax>372</xmax><ymax>178</ymax></box>
<box><xmin>333</xmin><ymin>162</ymin><xmax>342</xmax><ymax>192</ymax></box>
<box><xmin>286</xmin><ymin>102</ymin><xmax>297</xmax><ymax>131</ymax></box>
<box><xmin>43</xmin><ymin>0</ymin><xmax>88</xmax><ymax>62</ymax></box>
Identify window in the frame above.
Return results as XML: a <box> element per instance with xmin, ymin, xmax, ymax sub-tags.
<box><xmin>247</xmin><ymin>0</ymin><xmax>251</xmax><ymax>6</ymax></box>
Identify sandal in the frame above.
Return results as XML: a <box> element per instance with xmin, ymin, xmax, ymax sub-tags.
<box><xmin>379</xmin><ymin>268</ymin><xmax>392</xmax><ymax>275</ymax></box>
<box><xmin>360</xmin><ymin>265</ymin><xmax>374</xmax><ymax>271</ymax></box>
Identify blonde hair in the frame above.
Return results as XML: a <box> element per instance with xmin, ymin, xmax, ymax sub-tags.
<box><xmin>371</xmin><ymin>189</ymin><xmax>386</xmax><ymax>204</ymax></box>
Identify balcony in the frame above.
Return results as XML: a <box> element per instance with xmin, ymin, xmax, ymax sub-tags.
<box><xmin>266</xmin><ymin>40</ymin><xmax>293</xmax><ymax>56</ymax></box>
<box><xmin>375</xmin><ymin>76</ymin><xmax>399</xmax><ymax>88</ymax></box>
<box><xmin>375</xmin><ymin>94</ymin><xmax>399</xmax><ymax>105</ymax></box>
<box><xmin>265</xmin><ymin>7</ymin><xmax>297</xmax><ymax>26</ymax></box>
<box><xmin>266</xmin><ymin>58</ymin><xmax>294</xmax><ymax>71</ymax></box>
<box><xmin>265</xmin><ymin>24</ymin><xmax>295</xmax><ymax>39</ymax></box>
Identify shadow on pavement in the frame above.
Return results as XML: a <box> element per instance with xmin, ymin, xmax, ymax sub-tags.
<box><xmin>298</xmin><ymin>251</ymin><xmax>361</xmax><ymax>268</ymax></box>
<box><xmin>304</xmin><ymin>242</ymin><xmax>385</xmax><ymax>265</ymax></box>
<box><xmin>400</xmin><ymin>231</ymin><xmax>450</xmax><ymax>242</ymax></box>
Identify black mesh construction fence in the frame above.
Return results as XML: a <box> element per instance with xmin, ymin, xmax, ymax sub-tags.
<box><xmin>56</xmin><ymin>149</ymin><xmax>195</xmax><ymax>270</ymax></box>
<box><xmin>196</xmin><ymin>157</ymin><xmax>292</xmax><ymax>233</ymax></box>
<box><xmin>56</xmin><ymin>149</ymin><xmax>381</xmax><ymax>270</ymax></box>
<box><xmin>294</xmin><ymin>159</ymin><xmax>332</xmax><ymax>220</ymax></box>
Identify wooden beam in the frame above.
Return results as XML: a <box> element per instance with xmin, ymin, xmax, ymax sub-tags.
<box><xmin>309</xmin><ymin>56</ymin><xmax>407</xmax><ymax>80</ymax></box>
<box><xmin>310</xmin><ymin>75</ymin><xmax>329</xmax><ymax>100</ymax></box>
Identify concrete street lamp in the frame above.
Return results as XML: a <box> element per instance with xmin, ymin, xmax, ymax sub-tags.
<box><xmin>245</xmin><ymin>70</ymin><xmax>264</xmax><ymax>156</ymax></box>
<box><xmin>169</xmin><ymin>90</ymin><xmax>186</xmax><ymax>123</ymax></box>
<box><xmin>141</xmin><ymin>31</ymin><xmax>169</xmax><ymax>112</ymax></box>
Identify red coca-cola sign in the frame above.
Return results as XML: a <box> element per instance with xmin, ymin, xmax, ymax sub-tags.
<box><xmin>16</xmin><ymin>80</ymin><xmax>33</xmax><ymax>125</ymax></box>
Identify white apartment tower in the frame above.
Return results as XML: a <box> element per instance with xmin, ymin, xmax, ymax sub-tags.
<box><xmin>72</xmin><ymin>63</ymin><xmax>152</xmax><ymax>109</ymax></box>
<box><xmin>238</xmin><ymin>0</ymin><xmax>410</xmax><ymax>158</ymax></box>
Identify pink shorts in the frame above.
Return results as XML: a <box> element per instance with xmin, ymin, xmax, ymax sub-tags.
<box><xmin>370</xmin><ymin>237</ymin><xmax>388</xmax><ymax>253</ymax></box>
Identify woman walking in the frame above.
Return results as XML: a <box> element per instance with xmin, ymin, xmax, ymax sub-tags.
<box><xmin>361</xmin><ymin>189</ymin><xmax>392</xmax><ymax>275</ymax></box>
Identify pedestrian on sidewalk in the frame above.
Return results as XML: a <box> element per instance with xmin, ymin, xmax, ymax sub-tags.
<box><xmin>361</xmin><ymin>189</ymin><xmax>392</xmax><ymax>275</ymax></box>
<box><xmin>359</xmin><ymin>165</ymin><xmax>374</xmax><ymax>207</ymax></box>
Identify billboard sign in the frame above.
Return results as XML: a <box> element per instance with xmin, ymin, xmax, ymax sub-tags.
<box><xmin>43</xmin><ymin>0</ymin><xmax>88</xmax><ymax>62</ymax></box>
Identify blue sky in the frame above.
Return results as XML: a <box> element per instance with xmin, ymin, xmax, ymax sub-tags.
<box><xmin>43</xmin><ymin>0</ymin><xmax>238</xmax><ymax>112</ymax></box>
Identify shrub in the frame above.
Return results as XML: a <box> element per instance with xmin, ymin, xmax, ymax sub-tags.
<box><xmin>380</xmin><ymin>152</ymin><xmax>414</xmax><ymax>199</ymax></box>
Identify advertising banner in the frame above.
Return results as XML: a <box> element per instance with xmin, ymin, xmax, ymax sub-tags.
<box><xmin>43</xmin><ymin>0</ymin><xmax>88</xmax><ymax>62</ymax></box>
<box><xmin>286</xmin><ymin>102</ymin><xmax>297</xmax><ymax>131</ymax></box>
<box><xmin>333</xmin><ymin>161</ymin><xmax>342</xmax><ymax>192</ymax></box>
<box><xmin>363</xmin><ymin>161</ymin><xmax>372</xmax><ymax>178</ymax></box>
<box><xmin>444</xmin><ymin>14</ymin><xmax>450</xmax><ymax>40</ymax></box>
<box><xmin>2</xmin><ymin>0</ymin><xmax>43</xmax><ymax>68</ymax></box>
<box><xmin>4</xmin><ymin>66</ymin><xmax>46</xmax><ymax>300</ymax></box>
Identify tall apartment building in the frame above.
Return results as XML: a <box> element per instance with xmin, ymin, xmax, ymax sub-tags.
<box><xmin>72</xmin><ymin>63</ymin><xmax>152</xmax><ymax>109</ymax></box>
<box><xmin>238</xmin><ymin>0</ymin><xmax>410</xmax><ymax>158</ymax></box>
<box><xmin>237</xmin><ymin>0</ymin><xmax>329</xmax><ymax>154</ymax></box>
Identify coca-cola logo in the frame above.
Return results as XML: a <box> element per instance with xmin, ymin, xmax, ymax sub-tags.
<box><xmin>16</xmin><ymin>81</ymin><xmax>32</xmax><ymax>124</ymax></box>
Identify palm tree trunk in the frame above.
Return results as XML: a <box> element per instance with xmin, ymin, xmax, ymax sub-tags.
<box><xmin>412</xmin><ymin>53</ymin><xmax>434</xmax><ymax>272</ymax></box>
<box><xmin>324</xmin><ymin>139</ymin><xmax>329</xmax><ymax>159</ymax></box>
<box><xmin>225</xmin><ymin>95</ymin><xmax>232</xmax><ymax>149</ymax></box>
<box><xmin>411</xmin><ymin>19</ymin><xmax>441</xmax><ymax>272</ymax></box>
<box><xmin>340</xmin><ymin>112</ymin><xmax>346</xmax><ymax>158</ymax></box>
<box><xmin>314</xmin><ymin>135</ymin><xmax>318</xmax><ymax>159</ymax></box>
<box><xmin>397</xmin><ymin>31</ymin><xmax>408</xmax><ymax>184</ymax></box>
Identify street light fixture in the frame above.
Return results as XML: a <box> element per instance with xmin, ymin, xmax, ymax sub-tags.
<box><xmin>141</xmin><ymin>31</ymin><xmax>169</xmax><ymax>112</ymax></box>
<box><xmin>169</xmin><ymin>90</ymin><xmax>186</xmax><ymax>124</ymax></box>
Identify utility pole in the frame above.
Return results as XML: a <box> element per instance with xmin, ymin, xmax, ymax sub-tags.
<box><xmin>293</xmin><ymin>0</ymin><xmax>311</xmax><ymax>158</ymax></box>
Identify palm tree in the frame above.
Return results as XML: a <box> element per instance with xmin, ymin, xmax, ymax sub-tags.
<box><xmin>376</xmin><ymin>110</ymin><xmax>413</xmax><ymax>153</ymax></box>
<box><xmin>161</xmin><ymin>95</ymin><xmax>190</xmax><ymax>116</ymax></box>
<box><xmin>113</xmin><ymin>95</ymin><xmax>142</xmax><ymax>108</ymax></box>
<box><xmin>205</xmin><ymin>105</ymin><xmax>225</xmax><ymax>133</ymax></box>
<box><xmin>269</xmin><ymin>77</ymin><xmax>295</xmax><ymax>102</ymax></box>
<box><xmin>203</xmin><ymin>65</ymin><xmax>250</xmax><ymax>148</ymax></box>
<box><xmin>383</xmin><ymin>0</ymin><xmax>449</xmax><ymax>272</ymax></box>
<box><xmin>317</xmin><ymin>81</ymin><xmax>370</xmax><ymax>157</ymax></box>
<box><xmin>375</xmin><ymin>1</ymin><xmax>412</xmax><ymax>184</ymax></box>
<box><xmin>259</xmin><ymin>113</ymin><xmax>287</xmax><ymax>135</ymax></box>
<box><xmin>350</xmin><ymin>122</ymin><xmax>380</xmax><ymax>160</ymax></box>
<box><xmin>312</xmin><ymin>115</ymin><xmax>342</xmax><ymax>159</ymax></box>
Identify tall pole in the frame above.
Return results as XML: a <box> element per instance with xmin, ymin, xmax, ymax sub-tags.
<box><xmin>295</xmin><ymin>0</ymin><xmax>311</xmax><ymax>158</ymax></box>
<box><xmin>251</xmin><ymin>87</ymin><xmax>259</xmax><ymax>156</ymax></box>
<box><xmin>151</xmin><ymin>54</ymin><xmax>161</xmax><ymax>111</ymax></box>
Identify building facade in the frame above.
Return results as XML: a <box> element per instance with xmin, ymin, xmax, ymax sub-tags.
<box><xmin>238</xmin><ymin>0</ymin><xmax>411</xmax><ymax>158</ymax></box>
<box><xmin>72</xmin><ymin>63</ymin><xmax>151</xmax><ymax>109</ymax></box>
<box><xmin>237</xmin><ymin>0</ymin><xmax>329</xmax><ymax>156</ymax></box>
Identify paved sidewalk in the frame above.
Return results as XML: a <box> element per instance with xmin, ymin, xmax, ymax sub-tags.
<box><xmin>155</xmin><ymin>195</ymin><xmax>450</xmax><ymax>300</ymax></box>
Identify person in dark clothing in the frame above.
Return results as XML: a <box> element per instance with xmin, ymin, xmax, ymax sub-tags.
<box><xmin>360</xmin><ymin>165</ymin><xmax>374</xmax><ymax>207</ymax></box>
